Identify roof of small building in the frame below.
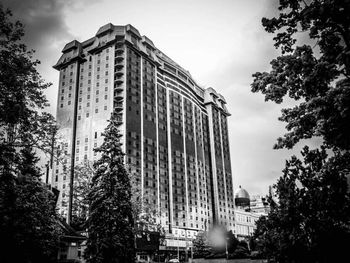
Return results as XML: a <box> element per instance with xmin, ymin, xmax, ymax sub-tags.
<box><xmin>234</xmin><ymin>185</ymin><xmax>250</xmax><ymax>200</ymax></box>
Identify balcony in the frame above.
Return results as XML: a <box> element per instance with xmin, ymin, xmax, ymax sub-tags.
<box><xmin>114</xmin><ymin>102</ymin><xmax>123</xmax><ymax>111</ymax></box>
<box><xmin>115</xmin><ymin>78</ymin><xmax>123</xmax><ymax>85</ymax></box>
<box><xmin>113</xmin><ymin>112</ymin><xmax>123</xmax><ymax>124</ymax></box>
<box><xmin>115</xmin><ymin>55</ymin><xmax>124</xmax><ymax>63</ymax></box>
<box><xmin>115</xmin><ymin>64</ymin><xmax>124</xmax><ymax>70</ymax></box>
<box><xmin>114</xmin><ymin>84</ymin><xmax>123</xmax><ymax>92</ymax></box>
<box><xmin>114</xmin><ymin>89</ymin><xmax>123</xmax><ymax>99</ymax></box>
<box><xmin>115</xmin><ymin>70</ymin><xmax>124</xmax><ymax>77</ymax></box>
<box><xmin>114</xmin><ymin>94</ymin><xmax>123</xmax><ymax>101</ymax></box>
<box><xmin>115</xmin><ymin>48</ymin><xmax>124</xmax><ymax>56</ymax></box>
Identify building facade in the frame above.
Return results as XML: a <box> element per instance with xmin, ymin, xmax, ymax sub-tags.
<box><xmin>234</xmin><ymin>209</ymin><xmax>260</xmax><ymax>240</ymax></box>
<box><xmin>233</xmin><ymin>186</ymin><xmax>265</xmax><ymax>239</ymax></box>
<box><xmin>250</xmin><ymin>195</ymin><xmax>269</xmax><ymax>215</ymax></box>
<box><xmin>52</xmin><ymin>24</ymin><xmax>234</xmax><ymax>238</ymax></box>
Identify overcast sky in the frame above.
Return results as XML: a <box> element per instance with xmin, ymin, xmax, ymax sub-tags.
<box><xmin>3</xmin><ymin>0</ymin><xmax>316</xmax><ymax>195</ymax></box>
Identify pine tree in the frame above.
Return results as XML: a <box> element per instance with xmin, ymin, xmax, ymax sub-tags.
<box><xmin>71</xmin><ymin>162</ymin><xmax>93</xmax><ymax>231</ymax></box>
<box><xmin>0</xmin><ymin>143</ymin><xmax>61</xmax><ymax>263</ymax></box>
<box><xmin>12</xmin><ymin>145</ymin><xmax>61</xmax><ymax>262</ymax></box>
<box><xmin>85</xmin><ymin>113</ymin><xmax>135</xmax><ymax>263</ymax></box>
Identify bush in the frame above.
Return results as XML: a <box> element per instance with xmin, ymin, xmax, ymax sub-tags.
<box><xmin>229</xmin><ymin>246</ymin><xmax>250</xmax><ymax>259</ymax></box>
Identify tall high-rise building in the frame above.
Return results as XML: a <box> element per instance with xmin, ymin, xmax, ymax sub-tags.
<box><xmin>52</xmin><ymin>24</ymin><xmax>234</xmax><ymax>238</ymax></box>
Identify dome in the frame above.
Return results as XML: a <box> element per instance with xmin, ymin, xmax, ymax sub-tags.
<box><xmin>234</xmin><ymin>186</ymin><xmax>250</xmax><ymax>207</ymax></box>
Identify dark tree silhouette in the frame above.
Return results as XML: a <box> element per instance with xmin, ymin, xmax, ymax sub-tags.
<box><xmin>0</xmin><ymin>4</ymin><xmax>60</xmax><ymax>263</ymax></box>
<box><xmin>251</xmin><ymin>1</ymin><xmax>350</xmax><ymax>262</ymax></box>
<box><xmin>84</xmin><ymin>113</ymin><xmax>135</xmax><ymax>263</ymax></box>
<box><xmin>71</xmin><ymin>161</ymin><xmax>94</xmax><ymax>231</ymax></box>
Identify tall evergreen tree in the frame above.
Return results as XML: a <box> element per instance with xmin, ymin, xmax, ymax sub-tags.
<box><xmin>85</xmin><ymin>113</ymin><xmax>135</xmax><ymax>263</ymax></box>
<box><xmin>71</xmin><ymin>162</ymin><xmax>93</xmax><ymax>231</ymax></box>
<box><xmin>12</xmin><ymin>146</ymin><xmax>61</xmax><ymax>263</ymax></box>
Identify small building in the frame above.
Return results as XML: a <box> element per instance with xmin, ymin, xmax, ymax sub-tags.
<box><xmin>234</xmin><ymin>209</ymin><xmax>261</xmax><ymax>240</ymax></box>
<box><xmin>233</xmin><ymin>186</ymin><xmax>263</xmax><ymax>240</ymax></box>
<box><xmin>57</xmin><ymin>219</ymin><xmax>86</xmax><ymax>262</ymax></box>
<box><xmin>250</xmin><ymin>195</ymin><xmax>270</xmax><ymax>215</ymax></box>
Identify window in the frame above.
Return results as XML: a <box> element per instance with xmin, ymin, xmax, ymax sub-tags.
<box><xmin>105</xmin><ymin>95</ymin><xmax>108</xmax><ymax>100</ymax></box>
<box><xmin>68</xmin><ymin>101</ymin><xmax>71</xmax><ymax>105</ymax></box>
<box><xmin>95</xmin><ymin>108</ymin><xmax>98</xmax><ymax>113</ymax></box>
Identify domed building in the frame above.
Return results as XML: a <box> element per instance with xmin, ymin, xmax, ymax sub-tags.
<box><xmin>234</xmin><ymin>185</ymin><xmax>250</xmax><ymax>208</ymax></box>
<box><xmin>233</xmin><ymin>186</ymin><xmax>261</xmax><ymax>240</ymax></box>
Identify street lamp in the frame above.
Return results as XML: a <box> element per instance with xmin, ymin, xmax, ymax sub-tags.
<box><xmin>177</xmin><ymin>234</ymin><xmax>179</xmax><ymax>261</ymax></box>
<box><xmin>225</xmin><ymin>237</ymin><xmax>229</xmax><ymax>260</ymax></box>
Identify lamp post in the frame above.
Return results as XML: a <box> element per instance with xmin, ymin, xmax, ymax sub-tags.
<box><xmin>225</xmin><ymin>237</ymin><xmax>229</xmax><ymax>260</ymax></box>
<box><xmin>177</xmin><ymin>234</ymin><xmax>179</xmax><ymax>261</ymax></box>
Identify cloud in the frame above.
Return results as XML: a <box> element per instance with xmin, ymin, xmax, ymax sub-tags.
<box><xmin>2</xmin><ymin>0</ymin><xmax>102</xmax><ymax>50</ymax></box>
<box><xmin>1</xmin><ymin>0</ymin><xmax>103</xmax><ymax>115</ymax></box>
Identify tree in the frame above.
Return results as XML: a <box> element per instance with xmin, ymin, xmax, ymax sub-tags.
<box><xmin>71</xmin><ymin>161</ymin><xmax>94</xmax><ymax>231</ymax></box>
<box><xmin>251</xmin><ymin>0</ymin><xmax>350</xmax><ymax>151</ymax></box>
<box><xmin>251</xmin><ymin>1</ymin><xmax>350</xmax><ymax>262</ymax></box>
<box><xmin>193</xmin><ymin>231</ymin><xmax>210</xmax><ymax>258</ymax></box>
<box><xmin>11</xmin><ymin>146</ymin><xmax>61</xmax><ymax>262</ymax></box>
<box><xmin>84</xmin><ymin>113</ymin><xmax>135</xmax><ymax>263</ymax></box>
<box><xmin>0</xmin><ymin>4</ymin><xmax>60</xmax><ymax>263</ymax></box>
<box><xmin>253</xmin><ymin>147</ymin><xmax>350</xmax><ymax>262</ymax></box>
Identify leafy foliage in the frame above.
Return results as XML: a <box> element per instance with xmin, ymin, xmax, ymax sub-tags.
<box><xmin>251</xmin><ymin>0</ymin><xmax>350</xmax><ymax>150</ymax></box>
<box><xmin>1</xmin><ymin>146</ymin><xmax>61</xmax><ymax>263</ymax></box>
<box><xmin>253</xmin><ymin>147</ymin><xmax>350</xmax><ymax>262</ymax></box>
<box><xmin>71</xmin><ymin>161</ymin><xmax>94</xmax><ymax>231</ymax></box>
<box><xmin>251</xmin><ymin>1</ymin><xmax>350</xmax><ymax>262</ymax></box>
<box><xmin>84</xmin><ymin>114</ymin><xmax>135</xmax><ymax>263</ymax></box>
<box><xmin>0</xmin><ymin>4</ymin><xmax>61</xmax><ymax>263</ymax></box>
<box><xmin>0</xmin><ymin>5</ymin><xmax>57</xmax><ymax>155</ymax></box>
<box><xmin>193</xmin><ymin>231</ymin><xmax>210</xmax><ymax>258</ymax></box>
